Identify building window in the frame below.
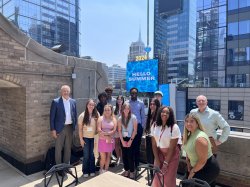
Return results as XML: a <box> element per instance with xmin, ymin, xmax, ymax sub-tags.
<box><xmin>228</xmin><ymin>100</ymin><xmax>244</xmax><ymax>120</ymax></box>
<box><xmin>187</xmin><ymin>99</ymin><xmax>220</xmax><ymax>112</ymax></box>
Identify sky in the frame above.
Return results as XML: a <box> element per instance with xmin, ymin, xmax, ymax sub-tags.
<box><xmin>80</xmin><ymin>0</ymin><xmax>154</xmax><ymax>68</ymax></box>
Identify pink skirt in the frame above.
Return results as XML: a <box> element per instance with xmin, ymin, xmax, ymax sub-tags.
<box><xmin>98</xmin><ymin>138</ymin><xmax>115</xmax><ymax>153</ymax></box>
<box><xmin>152</xmin><ymin>147</ymin><xmax>180</xmax><ymax>187</ymax></box>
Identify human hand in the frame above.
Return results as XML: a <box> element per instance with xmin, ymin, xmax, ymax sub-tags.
<box><xmin>51</xmin><ymin>130</ymin><xmax>57</xmax><ymax>139</ymax></box>
<box><xmin>80</xmin><ymin>139</ymin><xmax>85</xmax><ymax>147</ymax></box>
<box><xmin>215</xmin><ymin>139</ymin><xmax>222</xmax><ymax>146</ymax></box>
<box><xmin>188</xmin><ymin>169</ymin><xmax>196</xmax><ymax>179</ymax></box>
<box><xmin>161</xmin><ymin>163</ymin><xmax>168</xmax><ymax>174</ymax></box>
<box><xmin>154</xmin><ymin>159</ymin><xmax>161</xmax><ymax>169</ymax></box>
<box><xmin>122</xmin><ymin>141</ymin><xmax>128</xmax><ymax>147</ymax></box>
<box><xmin>127</xmin><ymin>140</ymin><xmax>132</xmax><ymax>147</ymax></box>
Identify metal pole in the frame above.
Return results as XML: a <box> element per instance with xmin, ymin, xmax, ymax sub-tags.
<box><xmin>147</xmin><ymin>0</ymin><xmax>149</xmax><ymax>59</ymax></box>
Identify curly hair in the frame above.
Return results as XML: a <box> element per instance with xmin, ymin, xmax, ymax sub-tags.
<box><xmin>155</xmin><ymin>106</ymin><xmax>176</xmax><ymax>128</ymax></box>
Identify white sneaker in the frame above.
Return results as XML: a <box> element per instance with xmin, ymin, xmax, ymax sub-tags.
<box><xmin>83</xmin><ymin>174</ymin><xmax>89</xmax><ymax>178</ymax></box>
<box><xmin>90</xmin><ymin>173</ymin><xmax>95</xmax><ymax>177</ymax></box>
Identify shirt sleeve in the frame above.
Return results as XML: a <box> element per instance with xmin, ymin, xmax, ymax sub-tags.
<box><xmin>171</xmin><ymin>124</ymin><xmax>181</xmax><ymax>139</ymax></box>
<box><xmin>216</xmin><ymin>112</ymin><xmax>230</xmax><ymax>143</ymax></box>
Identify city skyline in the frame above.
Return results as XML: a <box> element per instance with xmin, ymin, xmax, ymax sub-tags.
<box><xmin>80</xmin><ymin>0</ymin><xmax>154</xmax><ymax>68</ymax></box>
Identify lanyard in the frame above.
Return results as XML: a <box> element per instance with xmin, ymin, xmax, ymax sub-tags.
<box><xmin>158</xmin><ymin>126</ymin><xmax>166</xmax><ymax>147</ymax></box>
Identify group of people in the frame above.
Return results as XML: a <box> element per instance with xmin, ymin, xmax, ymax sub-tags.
<box><xmin>50</xmin><ymin>84</ymin><xmax>230</xmax><ymax>187</ymax></box>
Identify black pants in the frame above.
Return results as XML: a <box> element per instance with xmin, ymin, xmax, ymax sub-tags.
<box><xmin>191</xmin><ymin>156</ymin><xmax>220</xmax><ymax>185</ymax></box>
<box><xmin>134</xmin><ymin>123</ymin><xmax>143</xmax><ymax>168</ymax></box>
<box><xmin>121</xmin><ymin>137</ymin><xmax>135</xmax><ymax>172</ymax></box>
<box><xmin>146</xmin><ymin>135</ymin><xmax>154</xmax><ymax>177</ymax></box>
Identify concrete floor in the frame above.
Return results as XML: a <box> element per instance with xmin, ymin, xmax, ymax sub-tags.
<box><xmin>0</xmin><ymin>156</ymin><xmax>184</xmax><ymax>187</ymax></box>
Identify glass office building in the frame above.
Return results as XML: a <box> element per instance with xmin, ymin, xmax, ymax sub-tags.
<box><xmin>0</xmin><ymin>0</ymin><xmax>80</xmax><ymax>57</ymax></box>
<box><xmin>154</xmin><ymin>0</ymin><xmax>197</xmax><ymax>85</ymax></box>
<box><xmin>227</xmin><ymin>0</ymin><xmax>250</xmax><ymax>87</ymax></box>
<box><xmin>196</xmin><ymin>0</ymin><xmax>250</xmax><ymax>87</ymax></box>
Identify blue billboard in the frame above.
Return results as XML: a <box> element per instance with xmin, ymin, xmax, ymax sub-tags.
<box><xmin>126</xmin><ymin>59</ymin><xmax>158</xmax><ymax>92</ymax></box>
<box><xmin>159</xmin><ymin>84</ymin><xmax>170</xmax><ymax>106</ymax></box>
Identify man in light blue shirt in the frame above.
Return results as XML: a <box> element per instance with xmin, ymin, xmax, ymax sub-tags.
<box><xmin>128</xmin><ymin>87</ymin><xmax>145</xmax><ymax>169</ymax></box>
<box><xmin>190</xmin><ymin>95</ymin><xmax>230</xmax><ymax>151</ymax></box>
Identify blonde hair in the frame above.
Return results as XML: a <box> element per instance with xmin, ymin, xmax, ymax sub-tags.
<box><xmin>183</xmin><ymin>113</ymin><xmax>205</xmax><ymax>145</ymax></box>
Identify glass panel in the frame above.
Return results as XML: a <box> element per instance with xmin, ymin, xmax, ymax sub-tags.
<box><xmin>239</xmin><ymin>20</ymin><xmax>250</xmax><ymax>35</ymax></box>
<box><xmin>228</xmin><ymin>22</ymin><xmax>239</xmax><ymax>36</ymax></box>
<box><xmin>197</xmin><ymin>0</ymin><xmax>204</xmax><ymax>11</ymax></box>
<box><xmin>239</xmin><ymin>0</ymin><xmax>250</xmax><ymax>8</ymax></box>
<box><xmin>219</xmin><ymin>6</ymin><xmax>226</xmax><ymax>27</ymax></box>
<box><xmin>204</xmin><ymin>0</ymin><xmax>212</xmax><ymax>9</ymax></box>
<box><xmin>228</xmin><ymin>100</ymin><xmax>244</xmax><ymax>120</ymax></box>
<box><xmin>228</xmin><ymin>0</ymin><xmax>239</xmax><ymax>10</ymax></box>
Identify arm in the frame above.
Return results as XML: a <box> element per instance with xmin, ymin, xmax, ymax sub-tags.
<box><xmin>186</xmin><ymin>156</ymin><xmax>192</xmax><ymax>172</ymax></box>
<box><xmin>118</xmin><ymin>119</ymin><xmax>127</xmax><ymax>147</ymax></box>
<box><xmin>78</xmin><ymin>113</ymin><xmax>85</xmax><ymax>147</ymax></box>
<box><xmin>216</xmin><ymin>113</ymin><xmax>230</xmax><ymax>145</ymax></box>
<box><xmin>151</xmin><ymin>136</ymin><xmax>160</xmax><ymax>167</ymax></box>
<box><xmin>188</xmin><ymin>137</ymin><xmax>209</xmax><ymax>179</ymax></box>
<box><xmin>50</xmin><ymin>100</ymin><xmax>57</xmax><ymax>138</ymax></box>
<box><xmin>141</xmin><ymin>103</ymin><xmax>146</xmax><ymax>128</ymax></box>
<box><xmin>127</xmin><ymin>118</ymin><xmax>137</xmax><ymax>147</ymax></box>
<box><xmin>97</xmin><ymin>117</ymin><xmax>103</xmax><ymax>135</ymax></box>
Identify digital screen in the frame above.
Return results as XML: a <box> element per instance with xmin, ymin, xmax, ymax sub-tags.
<box><xmin>126</xmin><ymin>59</ymin><xmax>158</xmax><ymax>92</ymax></box>
<box><xmin>159</xmin><ymin>84</ymin><xmax>170</xmax><ymax>106</ymax></box>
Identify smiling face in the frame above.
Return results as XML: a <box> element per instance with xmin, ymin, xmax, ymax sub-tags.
<box><xmin>103</xmin><ymin>104</ymin><xmax>112</xmax><ymax>118</ymax></box>
<box><xmin>150</xmin><ymin>101</ymin><xmax>157</xmax><ymax>113</ymax></box>
<box><xmin>123</xmin><ymin>104</ymin><xmax>130</xmax><ymax>117</ymax></box>
<box><xmin>61</xmin><ymin>85</ymin><xmax>70</xmax><ymax>100</ymax></box>
<box><xmin>196</xmin><ymin>95</ymin><xmax>208</xmax><ymax>112</ymax></box>
<box><xmin>161</xmin><ymin>107</ymin><xmax>170</xmax><ymax>122</ymax></box>
<box><xmin>184</xmin><ymin>116</ymin><xmax>199</xmax><ymax>133</ymax></box>
<box><xmin>87</xmin><ymin>100</ymin><xmax>95</xmax><ymax>114</ymax></box>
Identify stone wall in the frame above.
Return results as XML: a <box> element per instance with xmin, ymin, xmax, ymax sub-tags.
<box><xmin>0</xmin><ymin>13</ymin><xmax>107</xmax><ymax>174</ymax></box>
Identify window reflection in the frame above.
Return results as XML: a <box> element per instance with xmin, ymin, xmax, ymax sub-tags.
<box><xmin>228</xmin><ymin>101</ymin><xmax>244</xmax><ymax>120</ymax></box>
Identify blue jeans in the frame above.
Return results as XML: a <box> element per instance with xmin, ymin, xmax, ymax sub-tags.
<box><xmin>82</xmin><ymin>137</ymin><xmax>95</xmax><ymax>174</ymax></box>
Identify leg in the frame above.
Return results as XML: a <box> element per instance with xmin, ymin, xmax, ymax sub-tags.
<box><xmin>89</xmin><ymin>138</ymin><xmax>96</xmax><ymax>174</ymax></box>
<box><xmin>134</xmin><ymin>124</ymin><xmax>143</xmax><ymax>168</ymax></box>
<box><xmin>63</xmin><ymin>125</ymin><xmax>73</xmax><ymax>164</ymax></box>
<box><xmin>83</xmin><ymin>138</ymin><xmax>90</xmax><ymax>174</ymax></box>
<box><xmin>99</xmin><ymin>152</ymin><xmax>106</xmax><ymax>171</ymax></box>
<box><xmin>55</xmin><ymin>129</ymin><xmax>65</xmax><ymax>164</ymax></box>
<box><xmin>121</xmin><ymin>139</ymin><xmax>129</xmax><ymax>172</ymax></box>
<box><xmin>104</xmin><ymin>152</ymin><xmax>111</xmax><ymax>171</ymax></box>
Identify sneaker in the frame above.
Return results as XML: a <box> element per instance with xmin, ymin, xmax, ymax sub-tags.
<box><xmin>129</xmin><ymin>172</ymin><xmax>135</xmax><ymax>179</ymax></box>
<box><xmin>83</xmin><ymin>174</ymin><xmax>89</xmax><ymax>178</ymax></box>
<box><xmin>90</xmin><ymin>173</ymin><xmax>95</xmax><ymax>177</ymax></box>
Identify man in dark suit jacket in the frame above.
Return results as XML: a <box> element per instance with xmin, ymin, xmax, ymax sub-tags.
<box><xmin>50</xmin><ymin>85</ymin><xmax>77</xmax><ymax>171</ymax></box>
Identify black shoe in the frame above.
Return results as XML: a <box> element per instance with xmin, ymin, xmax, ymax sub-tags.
<box><xmin>57</xmin><ymin>170</ymin><xmax>65</xmax><ymax>177</ymax></box>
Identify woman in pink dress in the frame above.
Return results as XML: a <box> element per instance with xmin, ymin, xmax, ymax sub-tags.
<box><xmin>97</xmin><ymin>104</ymin><xmax>117</xmax><ymax>173</ymax></box>
<box><xmin>151</xmin><ymin>106</ymin><xmax>182</xmax><ymax>187</ymax></box>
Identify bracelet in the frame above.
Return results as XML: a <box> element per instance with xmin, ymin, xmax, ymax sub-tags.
<box><xmin>130</xmin><ymin>138</ymin><xmax>133</xmax><ymax>141</ymax></box>
<box><xmin>163</xmin><ymin>161</ymin><xmax>168</xmax><ymax>165</ymax></box>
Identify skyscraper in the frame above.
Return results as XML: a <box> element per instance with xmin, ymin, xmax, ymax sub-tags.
<box><xmin>128</xmin><ymin>30</ymin><xmax>146</xmax><ymax>62</ymax></box>
<box><xmin>0</xmin><ymin>0</ymin><xmax>80</xmax><ymax>57</ymax></box>
<box><xmin>196</xmin><ymin>0</ymin><xmax>250</xmax><ymax>87</ymax></box>
<box><xmin>108</xmin><ymin>64</ymin><xmax>126</xmax><ymax>89</ymax></box>
<box><xmin>154</xmin><ymin>0</ymin><xmax>197</xmax><ymax>85</ymax></box>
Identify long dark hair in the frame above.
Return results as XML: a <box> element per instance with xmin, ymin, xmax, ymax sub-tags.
<box><xmin>155</xmin><ymin>106</ymin><xmax>176</xmax><ymax>128</ymax></box>
<box><xmin>114</xmin><ymin>95</ymin><xmax>124</xmax><ymax>115</ymax></box>
<box><xmin>121</xmin><ymin>103</ymin><xmax>131</xmax><ymax>128</ymax></box>
<box><xmin>82</xmin><ymin>99</ymin><xmax>99</xmax><ymax>125</ymax></box>
<box><xmin>145</xmin><ymin>98</ymin><xmax>160</xmax><ymax>133</ymax></box>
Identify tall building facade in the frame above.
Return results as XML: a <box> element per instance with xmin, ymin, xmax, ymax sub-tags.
<box><xmin>196</xmin><ymin>0</ymin><xmax>250</xmax><ymax>87</ymax></box>
<box><xmin>128</xmin><ymin>30</ymin><xmax>146</xmax><ymax>62</ymax></box>
<box><xmin>227</xmin><ymin>0</ymin><xmax>250</xmax><ymax>87</ymax></box>
<box><xmin>0</xmin><ymin>0</ymin><xmax>80</xmax><ymax>57</ymax></box>
<box><xmin>154</xmin><ymin>0</ymin><xmax>197</xmax><ymax>85</ymax></box>
<box><xmin>108</xmin><ymin>64</ymin><xmax>126</xmax><ymax>89</ymax></box>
